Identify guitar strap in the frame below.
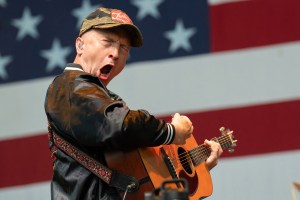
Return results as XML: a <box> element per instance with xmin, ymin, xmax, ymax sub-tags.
<box><xmin>47</xmin><ymin>122</ymin><xmax>140</xmax><ymax>193</ymax></box>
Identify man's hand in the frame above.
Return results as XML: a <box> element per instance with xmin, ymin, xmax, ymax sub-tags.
<box><xmin>204</xmin><ymin>139</ymin><xmax>223</xmax><ymax>170</ymax></box>
<box><xmin>171</xmin><ymin>113</ymin><xmax>193</xmax><ymax>145</ymax></box>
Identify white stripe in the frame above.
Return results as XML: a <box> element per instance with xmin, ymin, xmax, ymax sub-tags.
<box><xmin>0</xmin><ymin>181</ymin><xmax>50</xmax><ymax>200</ymax></box>
<box><xmin>208</xmin><ymin>0</ymin><xmax>250</xmax><ymax>6</ymax></box>
<box><xmin>211</xmin><ymin>150</ymin><xmax>300</xmax><ymax>200</ymax></box>
<box><xmin>0</xmin><ymin>76</ymin><xmax>54</xmax><ymax>140</ymax></box>
<box><xmin>163</xmin><ymin>123</ymin><xmax>171</xmax><ymax>144</ymax></box>
<box><xmin>164</xmin><ymin>123</ymin><xmax>173</xmax><ymax>144</ymax></box>
<box><xmin>65</xmin><ymin>67</ymin><xmax>84</xmax><ymax>71</ymax></box>
<box><xmin>1</xmin><ymin>151</ymin><xmax>299</xmax><ymax>200</ymax></box>
<box><xmin>168</xmin><ymin>123</ymin><xmax>174</xmax><ymax>144</ymax></box>
<box><xmin>109</xmin><ymin>42</ymin><xmax>300</xmax><ymax>115</ymax></box>
<box><xmin>1</xmin><ymin>42</ymin><xmax>300</xmax><ymax>140</ymax></box>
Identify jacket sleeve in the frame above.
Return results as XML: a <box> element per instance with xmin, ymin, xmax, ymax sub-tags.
<box><xmin>104</xmin><ymin>108</ymin><xmax>175</xmax><ymax>150</ymax></box>
<box><xmin>65</xmin><ymin>74</ymin><xmax>174</xmax><ymax>150</ymax></box>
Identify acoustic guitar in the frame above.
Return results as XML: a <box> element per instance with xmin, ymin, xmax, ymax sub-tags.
<box><xmin>105</xmin><ymin>127</ymin><xmax>237</xmax><ymax>200</ymax></box>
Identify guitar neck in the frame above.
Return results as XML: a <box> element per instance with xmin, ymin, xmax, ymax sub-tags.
<box><xmin>188</xmin><ymin>134</ymin><xmax>232</xmax><ymax>166</ymax></box>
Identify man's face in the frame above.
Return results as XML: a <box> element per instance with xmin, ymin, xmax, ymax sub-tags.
<box><xmin>78</xmin><ymin>29</ymin><xmax>131</xmax><ymax>86</ymax></box>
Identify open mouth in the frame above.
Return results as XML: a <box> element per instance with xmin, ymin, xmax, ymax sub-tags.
<box><xmin>99</xmin><ymin>65</ymin><xmax>113</xmax><ymax>79</ymax></box>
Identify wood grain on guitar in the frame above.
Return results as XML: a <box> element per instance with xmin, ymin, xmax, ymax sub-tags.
<box><xmin>105</xmin><ymin>127</ymin><xmax>237</xmax><ymax>200</ymax></box>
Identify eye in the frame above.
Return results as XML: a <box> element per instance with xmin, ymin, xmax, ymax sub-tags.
<box><xmin>120</xmin><ymin>45</ymin><xmax>130</xmax><ymax>53</ymax></box>
<box><xmin>101</xmin><ymin>39</ymin><xmax>113</xmax><ymax>47</ymax></box>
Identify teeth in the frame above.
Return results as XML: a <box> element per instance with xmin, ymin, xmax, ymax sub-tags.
<box><xmin>100</xmin><ymin>72</ymin><xmax>107</xmax><ymax>76</ymax></box>
<box><xmin>100</xmin><ymin>72</ymin><xmax>110</xmax><ymax>78</ymax></box>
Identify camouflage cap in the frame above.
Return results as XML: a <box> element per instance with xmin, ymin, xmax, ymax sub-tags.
<box><xmin>79</xmin><ymin>7</ymin><xmax>143</xmax><ymax>47</ymax></box>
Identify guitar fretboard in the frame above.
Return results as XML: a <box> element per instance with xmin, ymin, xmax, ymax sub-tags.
<box><xmin>188</xmin><ymin>134</ymin><xmax>232</xmax><ymax>166</ymax></box>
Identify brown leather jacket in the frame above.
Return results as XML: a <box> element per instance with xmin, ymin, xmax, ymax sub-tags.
<box><xmin>44</xmin><ymin>63</ymin><xmax>175</xmax><ymax>200</ymax></box>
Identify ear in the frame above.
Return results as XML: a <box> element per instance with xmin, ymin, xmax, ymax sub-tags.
<box><xmin>76</xmin><ymin>37</ymin><xmax>84</xmax><ymax>53</ymax></box>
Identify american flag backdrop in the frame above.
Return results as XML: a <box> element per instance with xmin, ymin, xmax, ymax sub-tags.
<box><xmin>1</xmin><ymin>0</ymin><xmax>300</xmax><ymax>199</ymax></box>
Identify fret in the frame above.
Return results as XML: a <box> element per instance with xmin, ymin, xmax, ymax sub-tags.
<box><xmin>188</xmin><ymin>132</ymin><xmax>236</xmax><ymax>167</ymax></box>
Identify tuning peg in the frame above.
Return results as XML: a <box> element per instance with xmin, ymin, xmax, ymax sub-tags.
<box><xmin>219</xmin><ymin>127</ymin><xmax>226</xmax><ymax>134</ymax></box>
<box><xmin>232</xmin><ymin>140</ymin><xmax>238</xmax><ymax>147</ymax></box>
<box><xmin>219</xmin><ymin>127</ymin><xmax>232</xmax><ymax>135</ymax></box>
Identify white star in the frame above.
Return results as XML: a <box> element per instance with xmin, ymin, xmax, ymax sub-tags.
<box><xmin>0</xmin><ymin>53</ymin><xmax>13</xmax><ymax>80</ymax></box>
<box><xmin>40</xmin><ymin>38</ymin><xmax>72</xmax><ymax>72</ymax></box>
<box><xmin>72</xmin><ymin>0</ymin><xmax>100</xmax><ymax>29</ymax></box>
<box><xmin>11</xmin><ymin>7</ymin><xmax>43</xmax><ymax>41</ymax></box>
<box><xmin>131</xmin><ymin>0</ymin><xmax>164</xmax><ymax>20</ymax></box>
<box><xmin>164</xmin><ymin>19</ymin><xmax>197</xmax><ymax>53</ymax></box>
<box><xmin>0</xmin><ymin>0</ymin><xmax>7</xmax><ymax>7</ymax></box>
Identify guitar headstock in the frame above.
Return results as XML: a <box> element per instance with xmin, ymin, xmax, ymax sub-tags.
<box><xmin>219</xmin><ymin>127</ymin><xmax>237</xmax><ymax>153</ymax></box>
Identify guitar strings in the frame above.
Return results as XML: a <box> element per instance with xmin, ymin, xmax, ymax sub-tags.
<box><xmin>169</xmin><ymin>135</ymin><xmax>232</xmax><ymax>169</ymax></box>
<box><xmin>176</xmin><ymin>134</ymin><xmax>230</xmax><ymax>162</ymax></box>
<box><xmin>170</xmin><ymin>135</ymin><xmax>229</xmax><ymax>168</ymax></box>
<box><xmin>174</xmin><ymin>136</ymin><xmax>231</xmax><ymax>169</ymax></box>
<box><xmin>191</xmin><ymin>135</ymin><xmax>231</xmax><ymax>162</ymax></box>
<box><xmin>174</xmin><ymin>136</ymin><xmax>222</xmax><ymax>163</ymax></box>
<box><xmin>171</xmin><ymin>145</ymin><xmax>210</xmax><ymax>170</ymax></box>
<box><xmin>177</xmin><ymin>145</ymin><xmax>210</xmax><ymax>167</ymax></box>
<box><xmin>189</xmin><ymin>135</ymin><xmax>231</xmax><ymax>160</ymax></box>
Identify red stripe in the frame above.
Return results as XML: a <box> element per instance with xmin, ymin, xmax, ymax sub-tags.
<box><xmin>162</xmin><ymin>99</ymin><xmax>300</xmax><ymax>157</ymax></box>
<box><xmin>1</xmin><ymin>99</ymin><xmax>300</xmax><ymax>188</ymax></box>
<box><xmin>209</xmin><ymin>0</ymin><xmax>300</xmax><ymax>52</ymax></box>
<box><xmin>0</xmin><ymin>134</ymin><xmax>52</xmax><ymax>188</ymax></box>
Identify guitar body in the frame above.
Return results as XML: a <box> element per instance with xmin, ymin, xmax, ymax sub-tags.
<box><xmin>105</xmin><ymin>135</ymin><xmax>213</xmax><ymax>200</ymax></box>
<box><xmin>139</xmin><ymin>135</ymin><xmax>213</xmax><ymax>199</ymax></box>
<box><xmin>105</xmin><ymin>149</ymin><xmax>154</xmax><ymax>200</ymax></box>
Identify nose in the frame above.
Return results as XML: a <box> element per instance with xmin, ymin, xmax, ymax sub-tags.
<box><xmin>108</xmin><ymin>43</ymin><xmax>120</xmax><ymax>60</ymax></box>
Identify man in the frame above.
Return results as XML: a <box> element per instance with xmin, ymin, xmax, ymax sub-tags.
<box><xmin>45</xmin><ymin>7</ymin><xmax>222</xmax><ymax>200</ymax></box>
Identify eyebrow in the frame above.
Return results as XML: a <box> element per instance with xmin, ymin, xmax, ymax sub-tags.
<box><xmin>103</xmin><ymin>28</ymin><xmax>131</xmax><ymax>44</ymax></box>
<box><xmin>102</xmin><ymin>33</ymin><xmax>130</xmax><ymax>48</ymax></box>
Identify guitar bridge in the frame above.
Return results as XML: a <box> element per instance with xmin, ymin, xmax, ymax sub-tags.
<box><xmin>160</xmin><ymin>147</ymin><xmax>181</xmax><ymax>188</ymax></box>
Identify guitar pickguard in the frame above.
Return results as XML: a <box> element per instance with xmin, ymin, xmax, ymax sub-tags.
<box><xmin>160</xmin><ymin>147</ymin><xmax>180</xmax><ymax>187</ymax></box>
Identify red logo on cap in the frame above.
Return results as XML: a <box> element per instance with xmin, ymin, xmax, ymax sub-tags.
<box><xmin>111</xmin><ymin>10</ymin><xmax>132</xmax><ymax>24</ymax></box>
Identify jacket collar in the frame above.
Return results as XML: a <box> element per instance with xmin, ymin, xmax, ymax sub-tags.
<box><xmin>64</xmin><ymin>63</ymin><xmax>84</xmax><ymax>72</ymax></box>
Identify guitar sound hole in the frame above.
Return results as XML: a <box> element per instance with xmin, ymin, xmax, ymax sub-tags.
<box><xmin>177</xmin><ymin>147</ymin><xmax>193</xmax><ymax>175</ymax></box>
